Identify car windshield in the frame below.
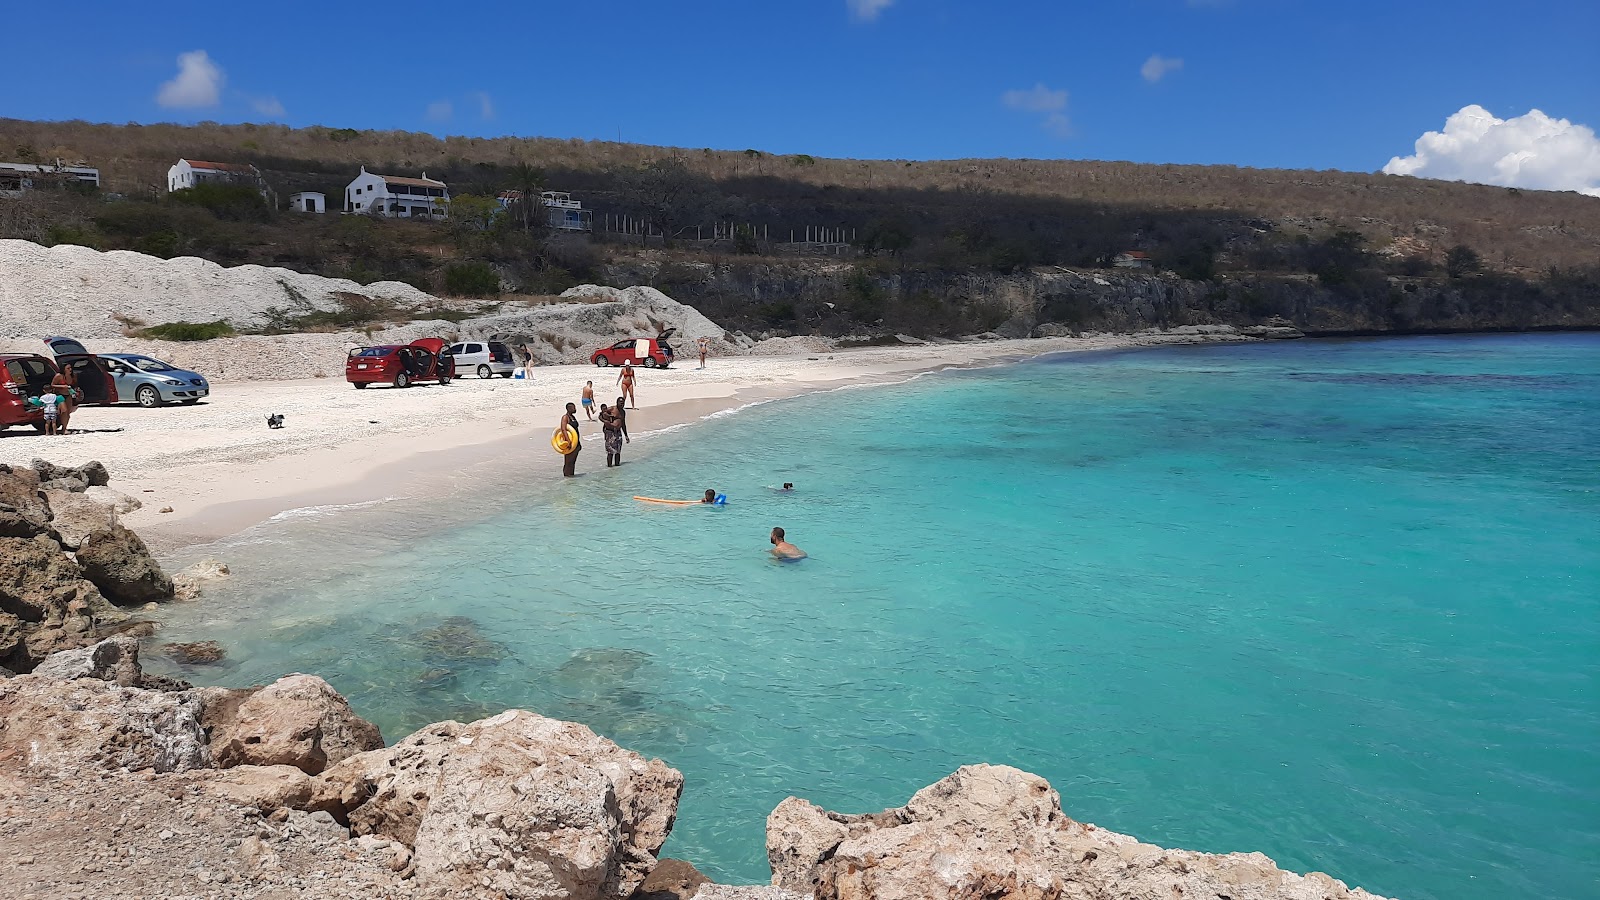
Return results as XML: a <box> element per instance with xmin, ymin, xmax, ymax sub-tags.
<box><xmin>126</xmin><ymin>356</ymin><xmax>175</xmax><ymax>372</ymax></box>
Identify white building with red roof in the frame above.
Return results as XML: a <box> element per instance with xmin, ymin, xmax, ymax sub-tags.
<box><xmin>345</xmin><ymin>166</ymin><xmax>449</xmax><ymax>218</ymax></box>
<box><xmin>167</xmin><ymin>158</ymin><xmax>267</xmax><ymax>195</ymax></box>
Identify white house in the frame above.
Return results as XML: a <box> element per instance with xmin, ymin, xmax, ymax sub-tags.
<box><xmin>345</xmin><ymin>167</ymin><xmax>449</xmax><ymax>218</ymax></box>
<box><xmin>495</xmin><ymin>189</ymin><xmax>593</xmax><ymax>231</ymax></box>
<box><xmin>168</xmin><ymin>159</ymin><xmax>268</xmax><ymax>195</ymax></box>
<box><xmin>1113</xmin><ymin>251</ymin><xmax>1154</xmax><ymax>270</ymax></box>
<box><xmin>288</xmin><ymin>191</ymin><xmax>326</xmax><ymax>213</ymax></box>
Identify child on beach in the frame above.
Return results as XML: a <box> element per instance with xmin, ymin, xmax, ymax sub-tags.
<box><xmin>599</xmin><ymin>403</ymin><xmax>624</xmax><ymax>468</ymax></box>
<box><xmin>39</xmin><ymin>392</ymin><xmax>61</xmax><ymax>436</ymax></box>
<box><xmin>581</xmin><ymin>381</ymin><xmax>596</xmax><ymax>420</ymax></box>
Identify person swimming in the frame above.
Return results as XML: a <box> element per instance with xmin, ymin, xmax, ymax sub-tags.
<box><xmin>702</xmin><ymin>489</ymin><xmax>717</xmax><ymax>504</ymax></box>
<box><xmin>770</xmin><ymin>526</ymin><xmax>806</xmax><ymax>559</ymax></box>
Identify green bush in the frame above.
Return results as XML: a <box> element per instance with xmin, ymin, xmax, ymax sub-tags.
<box><xmin>168</xmin><ymin>183</ymin><xmax>269</xmax><ymax>222</ymax></box>
<box><xmin>443</xmin><ymin>261</ymin><xmax>501</xmax><ymax>297</ymax></box>
<box><xmin>138</xmin><ymin>320</ymin><xmax>236</xmax><ymax>341</ymax></box>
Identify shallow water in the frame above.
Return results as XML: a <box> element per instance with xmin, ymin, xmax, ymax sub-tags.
<box><xmin>152</xmin><ymin>334</ymin><xmax>1600</xmax><ymax>899</ymax></box>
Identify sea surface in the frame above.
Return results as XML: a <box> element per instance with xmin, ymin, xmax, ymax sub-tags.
<box><xmin>151</xmin><ymin>333</ymin><xmax>1600</xmax><ymax>900</ymax></box>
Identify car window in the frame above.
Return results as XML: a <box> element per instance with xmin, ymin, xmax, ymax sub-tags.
<box><xmin>447</xmin><ymin>344</ymin><xmax>464</xmax><ymax>355</ymax></box>
<box><xmin>129</xmin><ymin>357</ymin><xmax>174</xmax><ymax>372</ymax></box>
<box><xmin>466</xmin><ymin>343</ymin><xmax>483</xmax><ymax>354</ymax></box>
<box><xmin>614</xmin><ymin>340</ymin><xmax>634</xmax><ymax>349</ymax></box>
<box><xmin>351</xmin><ymin>347</ymin><xmax>393</xmax><ymax>358</ymax></box>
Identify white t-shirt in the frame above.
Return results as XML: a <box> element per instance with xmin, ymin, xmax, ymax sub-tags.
<box><xmin>39</xmin><ymin>393</ymin><xmax>59</xmax><ymax>410</ymax></box>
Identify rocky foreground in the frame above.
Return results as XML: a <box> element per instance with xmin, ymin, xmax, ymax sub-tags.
<box><xmin>2</xmin><ymin>462</ymin><xmax>1394</xmax><ymax>900</ymax></box>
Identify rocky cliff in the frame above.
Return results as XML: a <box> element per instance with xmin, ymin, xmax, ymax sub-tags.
<box><xmin>611</xmin><ymin>258</ymin><xmax>1600</xmax><ymax>339</ymax></box>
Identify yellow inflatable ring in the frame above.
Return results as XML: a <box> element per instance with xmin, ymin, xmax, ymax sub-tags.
<box><xmin>552</xmin><ymin>425</ymin><xmax>578</xmax><ymax>454</ymax></box>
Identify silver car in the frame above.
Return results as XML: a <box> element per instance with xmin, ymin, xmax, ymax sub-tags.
<box><xmin>100</xmin><ymin>353</ymin><xmax>211</xmax><ymax>407</ymax></box>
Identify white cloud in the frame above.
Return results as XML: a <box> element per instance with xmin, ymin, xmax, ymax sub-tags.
<box><xmin>426</xmin><ymin>99</ymin><xmax>453</xmax><ymax>122</ymax></box>
<box><xmin>1141</xmin><ymin>54</ymin><xmax>1183</xmax><ymax>84</ymax></box>
<box><xmin>1384</xmin><ymin>105</ymin><xmax>1600</xmax><ymax>197</ymax></box>
<box><xmin>250</xmin><ymin>96</ymin><xmax>286</xmax><ymax>118</ymax></box>
<box><xmin>1002</xmin><ymin>83</ymin><xmax>1071</xmax><ymax>139</ymax></box>
<box><xmin>156</xmin><ymin>50</ymin><xmax>224</xmax><ymax>109</ymax></box>
<box><xmin>848</xmin><ymin>0</ymin><xmax>894</xmax><ymax>22</ymax></box>
<box><xmin>471</xmin><ymin>91</ymin><xmax>494</xmax><ymax>120</ymax></box>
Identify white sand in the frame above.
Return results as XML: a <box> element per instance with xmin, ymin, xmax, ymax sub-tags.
<box><xmin>0</xmin><ymin>333</ymin><xmax>1248</xmax><ymax>547</ymax></box>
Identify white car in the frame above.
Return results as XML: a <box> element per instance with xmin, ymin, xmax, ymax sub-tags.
<box><xmin>446</xmin><ymin>340</ymin><xmax>516</xmax><ymax>378</ymax></box>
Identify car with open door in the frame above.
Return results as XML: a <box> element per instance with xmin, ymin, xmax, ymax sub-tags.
<box><xmin>590</xmin><ymin>334</ymin><xmax>675</xmax><ymax>369</ymax></box>
<box><xmin>445</xmin><ymin>339</ymin><xmax>516</xmax><ymax>378</ymax></box>
<box><xmin>100</xmin><ymin>353</ymin><xmax>210</xmax><ymax>407</ymax></box>
<box><xmin>41</xmin><ymin>337</ymin><xmax>119</xmax><ymax>407</ymax></box>
<box><xmin>0</xmin><ymin>353</ymin><xmax>60</xmax><ymax>431</ymax></box>
<box><xmin>346</xmin><ymin>337</ymin><xmax>456</xmax><ymax>389</ymax></box>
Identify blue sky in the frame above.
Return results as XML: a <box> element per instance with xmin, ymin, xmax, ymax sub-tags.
<box><xmin>4</xmin><ymin>0</ymin><xmax>1599</xmax><ymax>184</ymax></box>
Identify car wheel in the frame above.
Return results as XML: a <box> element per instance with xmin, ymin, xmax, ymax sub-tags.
<box><xmin>594</xmin><ymin>357</ymin><xmax>609</xmax><ymax>367</ymax></box>
<box><xmin>395</xmin><ymin>372</ymin><xmax>412</xmax><ymax>388</ymax></box>
<box><xmin>642</xmin><ymin>358</ymin><xmax>658</xmax><ymax>368</ymax></box>
<box><xmin>33</xmin><ymin>422</ymin><xmax>47</xmax><ymax>433</ymax></box>
<box><xmin>136</xmin><ymin>385</ymin><xmax>163</xmax><ymax>408</ymax></box>
<box><xmin>438</xmin><ymin>372</ymin><xmax>452</xmax><ymax>385</ymax></box>
<box><xmin>477</xmin><ymin>364</ymin><xmax>492</xmax><ymax>379</ymax></box>
<box><xmin>499</xmin><ymin>371</ymin><xmax>513</xmax><ymax>378</ymax></box>
<box><xmin>353</xmin><ymin>381</ymin><xmax>369</xmax><ymax>389</ymax></box>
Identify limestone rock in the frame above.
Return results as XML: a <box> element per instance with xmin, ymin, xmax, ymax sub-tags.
<box><xmin>84</xmin><ymin>484</ymin><xmax>143</xmax><ymax>514</ymax></box>
<box><xmin>315</xmin><ymin>708</ymin><xmax>683</xmax><ymax>900</ymax></box>
<box><xmin>172</xmin><ymin>559</ymin><xmax>231</xmax><ymax>601</ymax></box>
<box><xmin>30</xmin><ymin>636</ymin><xmax>143</xmax><ymax>686</ymax></box>
<box><xmin>637</xmin><ymin>858</ymin><xmax>714</xmax><ymax>899</ymax></box>
<box><xmin>0</xmin><ymin>464</ymin><xmax>48</xmax><ymax>524</ymax></box>
<box><xmin>30</xmin><ymin>459</ymin><xmax>110</xmax><ymax>488</ymax></box>
<box><xmin>767</xmin><ymin>764</ymin><xmax>1392</xmax><ymax>900</ymax></box>
<box><xmin>0</xmin><ymin>534</ymin><xmax>119</xmax><ymax>625</ymax></box>
<box><xmin>199</xmin><ymin>763</ymin><xmax>316</xmax><ymax>812</ymax></box>
<box><xmin>208</xmin><ymin>674</ymin><xmax>383</xmax><ymax>775</ymax></box>
<box><xmin>41</xmin><ymin>487</ymin><xmax>118</xmax><ymax>550</ymax></box>
<box><xmin>0</xmin><ymin>674</ymin><xmax>211</xmax><ymax>774</ymax></box>
<box><xmin>74</xmin><ymin>522</ymin><xmax>176</xmax><ymax>605</ymax></box>
<box><xmin>163</xmin><ymin>640</ymin><xmax>226</xmax><ymax>665</ymax></box>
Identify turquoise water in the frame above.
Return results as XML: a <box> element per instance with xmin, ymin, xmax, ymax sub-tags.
<box><xmin>152</xmin><ymin>334</ymin><xmax>1599</xmax><ymax>900</ymax></box>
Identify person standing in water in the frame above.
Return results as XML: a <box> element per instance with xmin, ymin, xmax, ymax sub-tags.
<box><xmin>581</xmin><ymin>381</ymin><xmax>596</xmax><ymax>420</ymax></box>
<box><xmin>770</xmin><ymin>527</ymin><xmax>806</xmax><ymax>559</ymax></box>
<box><xmin>617</xmin><ymin>364</ymin><xmax>637</xmax><ymax>409</ymax></box>
<box><xmin>599</xmin><ymin>403</ymin><xmax>624</xmax><ymax>468</ymax></box>
<box><xmin>558</xmin><ymin>402</ymin><xmax>582</xmax><ymax>477</ymax></box>
<box><xmin>614</xmin><ymin>396</ymin><xmax>630</xmax><ymax>446</ymax></box>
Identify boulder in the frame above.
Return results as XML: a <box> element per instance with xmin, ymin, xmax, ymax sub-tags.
<box><xmin>0</xmin><ymin>612</ymin><xmax>22</xmax><ymax>670</ymax></box>
<box><xmin>40</xmin><ymin>476</ymin><xmax>89</xmax><ymax>493</ymax></box>
<box><xmin>208</xmin><ymin>674</ymin><xmax>383</xmax><ymax>775</ymax></box>
<box><xmin>1032</xmin><ymin>323</ymin><xmax>1076</xmax><ymax>338</ymax></box>
<box><xmin>0</xmin><ymin>534</ymin><xmax>119</xmax><ymax>624</ymax></box>
<box><xmin>30</xmin><ymin>459</ymin><xmax>110</xmax><ymax>488</ymax></box>
<box><xmin>30</xmin><ymin>635</ymin><xmax>143</xmax><ymax>686</ymax></box>
<box><xmin>0</xmin><ymin>464</ymin><xmax>49</xmax><ymax>525</ymax></box>
<box><xmin>200</xmin><ymin>763</ymin><xmax>316</xmax><ymax>812</ymax></box>
<box><xmin>163</xmin><ymin>640</ymin><xmax>226</xmax><ymax>665</ymax></box>
<box><xmin>315</xmin><ymin>708</ymin><xmax>683</xmax><ymax>900</ymax></box>
<box><xmin>637</xmin><ymin>858</ymin><xmax>714</xmax><ymax>899</ymax></box>
<box><xmin>0</xmin><ymin>674</ymin><xmax>211</xmax><ymax>775</ymax></box>
<box><xmin>766</xmin><ymin>764</ymin><xmax>1393</xmax><ymax>900</ymax></box>
<box><xmin>172</xmin><ymin>559</ymin><xmax>231</xmax><ymax>601</ymax></box>
<box><xmin>75</xmin><ymin>522</ymin><xmax>176</xmax><ymax>605</ymax></box>
<box><xmin>84</xmin><ymin>484</ymin><xmax>143</xmax><ymax>515</ymax></box>
<box><xmin>41</xmin><ymin>487</ymin><xmax>118</xmax><ymax>550</ymax></box>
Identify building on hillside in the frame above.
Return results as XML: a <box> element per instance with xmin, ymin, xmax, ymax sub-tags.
<box><xmin>167</xmin><ymin>159</ymin><xmax>270</xmax><ymax>197</ymax></box>
<box><xmin>1113</xmin><ymin>251</ymin><xmax>1154</xmax><ymax>270</ymax></box>
<box><xmin>288</xmin><ymin>191</ymin><xmax>326</xmax><ymax>213</ymax></box>
<box><xmin>495</xmin><ymin>189</ymin><xmax>593</xmax><ymax>232</ymax></box>
<box><xmin>346</xmin><ymin>167</ymin><xmax>449</xmax><ymax>218</ymax></box>
<box><xmin>0</xmin><ymin>160</ymin><xmax>101</xmax><ymax>196</ymax></box>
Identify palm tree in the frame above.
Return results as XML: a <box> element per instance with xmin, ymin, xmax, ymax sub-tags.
<box><xmin>509</xmin><ymin>161</ymin><xmax>545</xmax><ymax>232</ymax></box>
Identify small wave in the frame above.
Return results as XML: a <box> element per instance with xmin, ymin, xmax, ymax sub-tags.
<box><xmin>265</xmin><ymin>496</ymin><xmax>405</xmax><ymax>523</ymax></box>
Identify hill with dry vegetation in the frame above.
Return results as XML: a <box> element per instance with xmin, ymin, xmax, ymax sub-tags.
<box><xmin>2</xmin><ymin>117</ymin><xmax>1597</xmax><ymax>338</ymax></box>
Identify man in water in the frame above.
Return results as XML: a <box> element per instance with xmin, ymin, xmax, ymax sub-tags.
<box><xmin>702</xmin><ymin>489</ymin><xmax>718</xmax><ymax>504</ymax></box>
<box><xmin>617</xmin><ymin>364</ymin><xmax>636</xmax><ymax>409</ymax></box>
<box><xmin>780</xmin><ymin>483</ymin><xmax>794</xmax><ymax>491</ymax></box>
<box><xmin>770</xmin><ymin>527</ymin><xmax>806</xmax><ymax>559</ymax></box>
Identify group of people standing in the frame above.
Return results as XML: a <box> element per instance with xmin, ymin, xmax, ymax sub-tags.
<box><xmin>32</xmin><ymin>365</ymin><xmax>81</xmax><ymax>436</ymax></box>
<box><xmin>559</xmin><ymin>364</ymin><xmax>639</xmax><ymax>476</ymax></box>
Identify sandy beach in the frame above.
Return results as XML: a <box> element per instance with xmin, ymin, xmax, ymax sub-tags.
<box><xmin>0</xmin><ymin>332</ymin><xmax>1243</xmax><ymax>549</ymax></box>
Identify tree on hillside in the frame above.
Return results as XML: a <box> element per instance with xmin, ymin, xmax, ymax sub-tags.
<box><xmin>506</xmin><ymin>161</ymin><xmax>546</xmax><ymax>233</ymax></box>
<box><xmin>616</xmin><ymin>157</ymin><xmax>712</xmax><ymax>246</ymax></box>
<box><xmin>1446</xmin><ymin>244</ymin><xmax>1481</xmax><ymax>279</ymax></box>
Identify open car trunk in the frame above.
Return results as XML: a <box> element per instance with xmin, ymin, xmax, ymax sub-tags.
<box><xmin>43</xmin><ymin>339</ymin><xmax>118</xmax><ymax>406</ymax></box>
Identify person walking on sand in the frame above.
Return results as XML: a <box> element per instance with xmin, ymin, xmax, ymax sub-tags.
<box><xmin>618</xmin><ymin>364</ymin><xmax>637</xmax><ymax>409</ymax></box>
<box><xmin>614</xmin><ymin>396</ymin><xmax>630</xmax><ymax>446</ymax></box>
<box><xmin>520</xmin><ymin>344</ymin><xmax>535</xmax><ymax>369</ymax></box>
<box><xmin>558</xmin><ymin>402</ymin><xmax>582</xmax><ymax>477</ymax></box>
<box><xmin>697</xmin><ymin>336</ymin><xmax>711</xmax><ymax>369</ymax></box>
<box><xmin>770</xmin><ymin>527</ymin><xmax>806</xmax><ymax>560</ymax></box>
<box><xmin>599</xmin><ymin>403</ymin><xmax>624</xmax><ymax>468</ymax></box>
<box><xmin>581</xmin><ymin>381</ymin><xmax>596</xmax><ymax>420</ymax></box>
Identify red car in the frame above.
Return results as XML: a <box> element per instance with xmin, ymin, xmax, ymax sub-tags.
<box><xmin>346</xmin><ymin>338</ymin><xmax>455</xmax><ymax>389</ymax></box>
<box><xmin>590</xmin><ymin>336</ymin><xmax>675</xmax><ymax>369</ymax></box>
<box><xmin>42</xmin><ymin>338</ymin><xmax>119</xmax><ymax>406</ymax></box>
<box><xmin>1</xmin><ymin>354</ymin><xmax>60</xmax><ymax>431</ymax></box>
